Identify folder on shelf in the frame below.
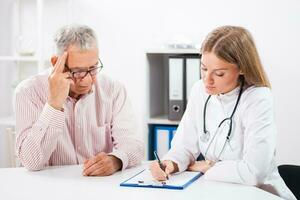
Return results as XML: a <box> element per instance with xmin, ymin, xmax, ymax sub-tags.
<box><xmin>153</xmin><ymin>126</ymin><xmax>176</xmax><ymax>158</ymax></box>
<box><xmin>185</xmin><ymin>56</ymin><xmax>200</xmax><ymax>101</ymax></box>
<box><xmin>120</xmin><ymin>169</ymin><xmax>202</xmax><ymax>190</ymax></box>
<box><xmin>168</xmin><ymin>57</ymin><xmax>185</xmax><ymax>120</ymax></box>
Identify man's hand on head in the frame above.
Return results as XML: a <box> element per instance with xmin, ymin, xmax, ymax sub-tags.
<box><xmin>83</xmin><ymin>152</ymin><xmax>122</xmax><ymax>176</ymax></box>
<box><xmin>48</xmin><ymin>52</ymin><xmax>74</xmax><ymax>110</ymax></box>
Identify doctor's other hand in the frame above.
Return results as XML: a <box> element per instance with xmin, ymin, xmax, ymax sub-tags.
<box><xmin>187</xmin><ymin>160</ymin><xmax>215</xmax><ymax>173</ymax></box>
<box><xmin>83</xmin><ymin>152</ymin><xmax>122</xmax><ymax>176</ymax></box>
<box><xmin>149</xmin><ymin>160</ymin><xmax>179</xmax><ymax>181</ymax></box>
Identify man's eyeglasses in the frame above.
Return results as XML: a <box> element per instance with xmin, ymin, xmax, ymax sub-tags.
<box><xmin>65</xmin><ymin>59</ymin><xmax>103</xmax><ymax>80</ymax></box>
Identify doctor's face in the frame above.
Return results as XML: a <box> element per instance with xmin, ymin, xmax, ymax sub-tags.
<box><xmin>201</xmin><ymin>52</ymin><xmax>241</xmax><ymax>95</ymax></box>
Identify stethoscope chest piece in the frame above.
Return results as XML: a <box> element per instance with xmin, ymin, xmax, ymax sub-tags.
<box><xmin>200</xmin><ymin>131</ymin><xmax>210</xmax><ymax>143</ymax></box>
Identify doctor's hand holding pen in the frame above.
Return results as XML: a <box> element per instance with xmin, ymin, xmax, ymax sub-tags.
<box><xmin>150</xmin><ymin>151</ymin><xmax>178</xmax><ymax>181</ymax></box>
<box><xmin>150</xmin><ymin>157</ymin><xmax>215</xmax><ymax>181</ymax></box>
<box><xmin>150</xmin><ymin>159</ymin><xmax>179</xmax><ymax>181</ymax></box>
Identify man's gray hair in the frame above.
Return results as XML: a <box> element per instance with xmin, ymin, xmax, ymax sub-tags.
<box><xmin>54</xmin><ymin>24</ymin><xmax>98</xmax><ymax>55</ymax></box>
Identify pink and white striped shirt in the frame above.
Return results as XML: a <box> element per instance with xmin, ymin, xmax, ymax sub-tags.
<box><xmin>14</xmin><ymin>70</ymin><xmax>144</xmax><ymax>171</ymax></box>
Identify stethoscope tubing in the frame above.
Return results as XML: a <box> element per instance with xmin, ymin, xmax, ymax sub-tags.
<box><xmin>202</xmin><ymin>79</ymin><xmax>245</xmax><ymax>160</ymax></box>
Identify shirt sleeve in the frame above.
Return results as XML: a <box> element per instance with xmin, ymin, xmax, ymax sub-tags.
<box><xmin>14</xmin><ymin>85</ymin><xmax>64</xmax><ymax>171</ymax></box>
<box><xmin>108</xmin><ymin>82</ymin><xmax>144</xmax><ymax>170</ymax></box>
<box><xmin>204</xmin><ymin>88</ymin><xmax>277</xmax><ymax>186</ymax></box>
<box><xmin>163</xmin><ymin>83</ymin><xmax>202</xmax><ymax>172</ymax></box>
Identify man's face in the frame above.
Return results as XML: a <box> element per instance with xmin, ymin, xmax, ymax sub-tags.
<box><xmin>65</xmin><ymin>45</ymin><xmax>99</xmax><ymax>98</ymax></box>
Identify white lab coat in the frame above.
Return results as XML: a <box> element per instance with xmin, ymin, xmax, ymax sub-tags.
<box><xmin>164</xmin><ymin>81</ymin><xmax>296</xmax><ymax>200</ymax></box>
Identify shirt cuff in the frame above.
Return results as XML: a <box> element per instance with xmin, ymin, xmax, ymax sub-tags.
<box><xmin>108</xmin><ymin>150</ymin><xmax>128</xmax><ymax>171</ymax></box>
<box><xmin>39</xmin><ymin>103</ymin><xmax>65</xmax><ymax>129</ymax></box>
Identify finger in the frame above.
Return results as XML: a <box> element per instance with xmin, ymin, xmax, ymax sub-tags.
<box><xmin>164</xmin><ymin>161</ymin><xmax>173</xmax><ymax>175</ymax></box>
<box><xmin>53</xmin><ymin>54</ymin><xmax>63</xmax><ymax>73</ymax></box>
<box><xmin>89</xmin><ymin>164</ymin><xmax>112</xmax><ymax>176</ymax></box>
<box><xmin>84</xmin><ymin>154</ymin><xmax>107</xmax><ymax>175</ymax></box>
<box><xmin>89</xmin><ymin>168</ymin><xmax>104</xmax><ymax>176</ymax></box>
<box><xmin>84</xmin><ymin>152</ymin><xmax>106</xmax><ymax>170</ymax></box>
<box><xmin>84</xmin><ymin>157</ymin><xmax>109</xmax><ymax>176</ymax></box>
<box><xmin>150</xmin><ymin>161</ymin><xmax>168</xmax><ymax>181</ymax></box>
<box><xmin>83</xmin><ymin>156</ymin><xmax>97</xmax><ymax>170</ymax></box>
<box><xmin>54</xmin><ymin>52</ymin><xmax>68</xmax><ymax>73</ymax></box>
<box><xmin>63</xmin><ymin>71</ymin><xmax>72</xmax><ymax>79</ymax></box>
<box><xmin>68</xmin><ymin>78</ymin><xmax>75</xmax><ymax>86</ymax></box>
<box><xmin>83</xmin><ymin>161</ymin><xmax>102</xmax><ymax>176</ymax></box>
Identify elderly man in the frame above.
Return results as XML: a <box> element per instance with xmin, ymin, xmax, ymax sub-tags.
<box><xmin>14</xmin><ymin>24</ymin><xmax>144</xmax><ymax>176</ymax></box>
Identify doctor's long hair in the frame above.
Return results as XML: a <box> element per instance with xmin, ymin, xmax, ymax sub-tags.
<box><xmin>200</xmin><ymin>25</ymin><xmax>271</xmax><ymax>88</ymax></box>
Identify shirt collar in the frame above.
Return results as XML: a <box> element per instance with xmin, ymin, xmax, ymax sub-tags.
<box><xmin>216</xmin><ymin>86</ymin><xmax>241</xmax><ymax>103</ymax></box>
<box><xmin>67</xmin><ymin>85</ymin><xmax>95</xmax><ymax>102</ymax></box>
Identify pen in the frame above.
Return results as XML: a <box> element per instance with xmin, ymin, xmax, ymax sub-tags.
<box><xmin>153</xmin><ymin>151</ymin><xmax>169</xmax><ymax>180</ymax></box>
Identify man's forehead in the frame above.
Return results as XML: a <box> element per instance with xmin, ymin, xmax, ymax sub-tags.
<box><xmin>66</xmin><ymin>48</ymin><xmax>99</xmax><ymax>68</ymax></box>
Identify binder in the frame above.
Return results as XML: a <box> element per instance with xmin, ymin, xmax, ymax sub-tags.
<box><xmin>168</xmin><ymin>57</ymin><xmax>185</xmax><ymax>120</ymax></box>
<box><xmin>153</xmin><ymin>126</ymin><xmax>176</xmax><ymax>159</ymax></box>
<box><xmin>120</xmin><ymin>169</ymin><xmax>202</xmax><ymax>190</ymax></box>
<box><xmin>185</xmin><ymin>56</ymin><xmax>200</xmax><ymax>101</ymax></box>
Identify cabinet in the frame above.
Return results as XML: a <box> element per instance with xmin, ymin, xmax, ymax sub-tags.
<box><xmin>0</xmin><ymin>0</ymin><xmax>45</xmax><ymax>167</ymax></box>
<box><xmin>0</xmin><ymin>0</ymin><xmax>44</xmax><ymax>71</ymax></box>
<box><xmin>146</xmin><ymin>48</ymin><xmax>200</xmax><ymax>159</ymax></box>
<box><xmin>0</xmin><ymin>0</ymin><xmax>46</xmax><ymax>90</ymax></box>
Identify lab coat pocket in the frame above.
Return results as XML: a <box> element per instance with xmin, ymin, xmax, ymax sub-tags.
<box><xmin>90</xmin><ymin>123</ymin><xmax>113</xmax><ymax>155</ymax></box>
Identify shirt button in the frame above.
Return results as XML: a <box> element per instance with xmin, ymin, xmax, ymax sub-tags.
<box><xmin>77</xmin><ymin>146</ymin><xmax>81</xmax><ymax>150</ymax></box>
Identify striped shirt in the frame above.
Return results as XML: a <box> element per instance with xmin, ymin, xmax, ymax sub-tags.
<box><xmin>14</xmin><ymin>70</ymin><xmax>144</xmax><ymax>171</ymax></box>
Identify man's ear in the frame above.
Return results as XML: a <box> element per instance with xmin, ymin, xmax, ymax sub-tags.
<box><xmin>51</xmin><ymin>56</ymin><xmax>58</xmax><ymax>67</ymax></box>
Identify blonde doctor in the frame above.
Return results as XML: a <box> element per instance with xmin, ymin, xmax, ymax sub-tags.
<box><xmin>149</xmin><ymin>26</ymin><xmax>296</xmax><ymax>200</ymax></box>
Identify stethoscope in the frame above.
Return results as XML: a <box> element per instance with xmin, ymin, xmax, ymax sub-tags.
<box><xmin>201</xmin><ymin>79</ymin><xmax>245</xmax><ymax>160</ymax></box>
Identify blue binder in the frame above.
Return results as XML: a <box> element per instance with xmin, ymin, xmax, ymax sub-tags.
<box><xmin>120</xmin><ymin>169</ymin><xmax>202</xmax><ymax>190</ymax></box>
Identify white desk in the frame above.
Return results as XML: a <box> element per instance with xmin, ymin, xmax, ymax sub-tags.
<box><xmin>0</xmin><ymin>163</ymin><xmax>282</xmax><ymax>200</ymax></box>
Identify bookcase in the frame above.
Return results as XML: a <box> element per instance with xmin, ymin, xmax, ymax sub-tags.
<box><xmin>146</xmin><ymin>48</ymin><xmax>200</xmax><ymax>160</ymax></box>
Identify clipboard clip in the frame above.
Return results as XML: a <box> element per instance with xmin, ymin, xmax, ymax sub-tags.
<box><xmin>137</xmin><ymin>180</ymin><xmax>167</xmax><ymax>186</ymax></box>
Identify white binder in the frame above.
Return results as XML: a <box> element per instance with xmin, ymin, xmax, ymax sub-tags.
<box><xmin>186</xmin><ymin>57</ymin><xmax>200</xmax><ymax>101</ymax></box>
<box><xmin>168</xmin><ymin>57</ymin><xmax>185</xmax><ymax>120</ymax></box>
<box><xmin>154</xmin><ymin>126</ymin><xmax>175</xmax><ymax>158</ymax></box>
<box><xmin>155</xmin><ymin>129</ymin><xmax>170</xmax><ymax>158</ymax></box>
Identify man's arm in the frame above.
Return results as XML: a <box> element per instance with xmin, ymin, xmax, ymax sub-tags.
<box><xmin>108</xmin><ymin>82</ymin><xmax>144</xmax><ymax>170</ymax></box>
<box><xmin>14</xmin><ymin>88</ymin><xmax>65</xmax><ymax>170</ymax></box>
<box><xmin>14</xmin><ymin>52</ymin><xmax>72</xmax><ymax>170</ymax></box>
<box><xmin>83</xmin><ymin>82</ymin><xmax>144</xmax><ymax>176</ymax></box>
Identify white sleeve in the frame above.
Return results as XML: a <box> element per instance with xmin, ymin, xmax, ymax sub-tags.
<box><xmin>205</xmin><ymin>88</ymin><xmax>277</xmax><ymax>185</ymax></box>
<box><xmin>163</xmin><ymin>83</ymin><xmax>202</xmax><ymax>172</ymax></box>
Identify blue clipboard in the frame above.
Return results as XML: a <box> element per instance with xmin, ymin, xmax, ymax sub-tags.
<box><xmin>120</xmin><ymin>169</ymin><xmax>202</xmax><ymax>190</ymax></box>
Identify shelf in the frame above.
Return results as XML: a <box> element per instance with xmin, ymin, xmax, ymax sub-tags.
<box><xmin>146</xmin><ymin>48</ymin><xmax>199</xmax><ymax>55</ymax></box>
<box><xmin>0</xmin><ymin>56</ymin><xmax>38</xmax><ymax>62</ymax></box>
<box><xmin>0</xmin><ymin>116</ymin><xmax>15</xmax><ymax>126</ymax></box>
<box><xmin>148</xmin><ymin>115</ymin><xmax>180</xmax><ymax>125</ymax></box>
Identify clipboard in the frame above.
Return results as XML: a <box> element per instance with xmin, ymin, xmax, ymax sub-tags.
<box><xmin>120</xmin><ymin>169</ymin><xmax>202</xmax><ymax>190</ymax></box>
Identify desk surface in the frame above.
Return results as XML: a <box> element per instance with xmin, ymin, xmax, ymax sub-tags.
<box><xmin>0</xmin><ymin>163</ymin><xmax>282</xmax><ymax>200</ymax></box>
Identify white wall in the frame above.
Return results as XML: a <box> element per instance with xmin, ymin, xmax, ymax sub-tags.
<box><xmin>65</xmin><ymin>0</ymin><xmax>300</xmax><ymax>164</ymax></box>
<box><xmin>1</xmin><ymin>0</ymin><xmax>299</xmax><ymax>165</ymax></box>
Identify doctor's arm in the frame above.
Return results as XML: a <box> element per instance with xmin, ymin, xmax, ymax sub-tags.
<box><xmin>204</xmin><ymin>91</ymin><xmax>276</xmax><ymax>186</ymax></box>
<box><xmin>162</xmin><ymin>84</ymin><xmax>202</xmax><ymax>173</ymax></box>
